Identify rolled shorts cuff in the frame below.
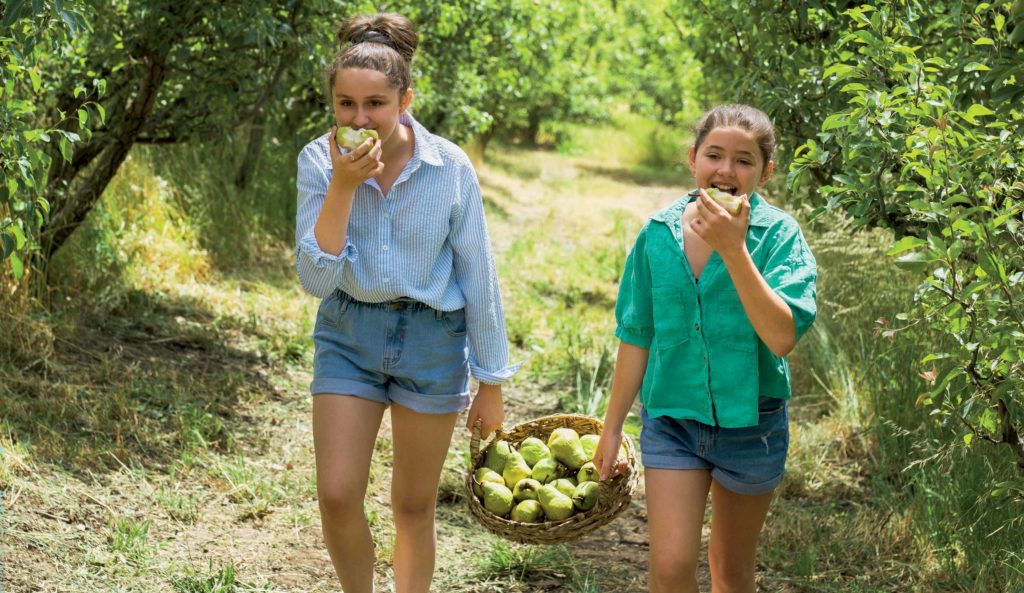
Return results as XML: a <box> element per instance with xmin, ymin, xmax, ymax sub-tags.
<box><xmin>712</xmin><ymin>469</ymin><xmax>785</xmax><ymax>496</ymax></box>
<box><xmin>310</xmin><ymin>378</ymin><xmax>387</xmax><ymax>403</ymax></box>
<box><xmin>389</xmin><ymin>383</ymin><xmax>470</xmax><ymax>415</ymax></box>
<box><xmin>641</xmin><ymin>453</ymin><xmax>711</xmax><ymax>471</ymax></box>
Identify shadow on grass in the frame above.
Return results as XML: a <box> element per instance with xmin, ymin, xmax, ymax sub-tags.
<box><xmin>0</xmin><ymin>287</ymin><xmax>295</xmax><ymax>476</ymax></box>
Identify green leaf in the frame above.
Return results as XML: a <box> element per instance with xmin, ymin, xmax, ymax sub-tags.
<box><xmin>966</xmin><ymin>104</ymin><xmax>994</xmax><ymax>118</ymax></box>
<box><xmin>1</xmin><ymin>234</ymin><xmax>14</xmax><ymax>260</ymax></box>
<box><xmin>963</xmin><ymin>62</ymin><xmax>990</xmax><ymax>72</ymax></box>
<box><xmin>894</xmin><ymin>251</ymin><xmax>933</xmax><ymax>271</ymax></box>
<box><xmin>9</xmin><ymin>251</ymin><xmax>24</xmax><ymax>280</ymax></box>
<box><xmin>973</xmin><ymin>37</ymin><xmax>995</xmax><ymax>45</ymax></box>
<box><xmin>1</xmin><ymin>0</ymin><xmax>32</xmax><ymax>28</ymax></box>
<box><xmin>887</xmin><ymin>236</ymin><xmax>927</xmax><ymax>256</ymax></box>
<box><xmin>11</xmin><ymin>224</ymin><xmax>26</xmax><ymax>249</ymax></box>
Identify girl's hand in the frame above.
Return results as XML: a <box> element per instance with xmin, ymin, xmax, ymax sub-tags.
<box><xmin>329</xmin><ymin>125</ymin><xmax>385</xmax><ymax>187</ymax></box>
<box><xmin>466</xmin><ymin>383</ymin><xmax>504</xmax><ymax>438</ymax></box>
<box><xmin>689</xmin><ymin>189</ymin><xmax>750</xmax><ymax>257</ymax></box>
<box><xmin>594</xmin><ymin>430</ymin><xmax>628</xmax><ymax>481</ymax></box>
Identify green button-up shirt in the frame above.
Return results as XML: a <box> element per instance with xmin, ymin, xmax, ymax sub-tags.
<box><xmin>615</xmin><ymin>191</ymin><xmax>817</xmax><ymax>428</ymax></box>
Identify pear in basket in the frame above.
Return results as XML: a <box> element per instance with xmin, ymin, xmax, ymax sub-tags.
<box><xmin>577</xmin><ymin>461</ymin><xmax>599</xmax><ymax>484</ymax></box>
<box><xmin>473</xmin><ymin>468</ymin><xmax>505</xmax><ymax>498</ymax></box>
<box><xmin>512</xmin><ymin>478</ymin><xmax>542</xmax><ymax>502</ymax></box>
<box><xmin>510</xmin><ymin>499</ymin><xmax>544</xmax><ymax>523</ymax></box>
<box><xmin>517</xmin><ymin>437</ymin><xmax>550</xmax><ymax>467</ymax></box>
<box><xmin>530</xmin><ymin>456</ymin><xmax>563</xmax><ymax>484</ymax></box>
<box><xmin>537</xmin><ymin>483</ymin><xmax>575</xmax><ymax>521</ymax></box>
<box><xmin>481</xmin><ymin>481</ymin><xmax>514</xmax><ymax>517</ymax></box>
<box><xmin>502</xmin><ymin>452</ymin><xmax>533</xmax><ymax>489</ymax></box>
<box><xmin>580</xmin><ymin>434</ymin><xmax>600</xmax><ymax>460</ymax></box>
<box><xmin>551</xmin><ymin>478</ymin><xmax>577</xmax><ymax>498</ymax></box>
<box><xmin>483</xmin><ymin>440</ymin><xmax>514</xmax><ymax>473</ymax></box>
<box><xmin>548</xmin><ymin>427</ymin><xmax>588</xmax><ymax>470</ymax></box>
<box><xmin>573</xmin><ymin>481</ymin><xmax>600</xmax><ymax>512</ymax></box>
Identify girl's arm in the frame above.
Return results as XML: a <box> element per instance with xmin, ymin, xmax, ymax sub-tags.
<box><xmin>719</xmin><ymin>247</ymin><xmax>796</xmax><ymax>356</ymax></box>
<box><xmin>314</xmin><ymin>131</ymin><xmax>383</xmax><ymax>255</ymax></box>
<box><xmin>596</xmin><ymin>341</ymin><xmax>649</xmax><ymax>480</ymax></box>
<box><xmin>691</xmin><ymin>192</ymin><xmax>797</xmax><ymax>356</ymax></box>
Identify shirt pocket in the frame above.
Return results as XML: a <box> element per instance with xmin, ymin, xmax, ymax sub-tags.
<box><xmin>652</xmin><ymin>285</ymin><xmax>692</xmax><ymax>350</ymax></box>
<box><xmin>709</xmin><ymin>287</ymin><xmax>756</xmax><ymax>353</ymax></box>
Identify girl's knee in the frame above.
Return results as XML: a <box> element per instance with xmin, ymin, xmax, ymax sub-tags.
<box><xmin>391</xmin><ymin>495</ymin><xmax>436</xmax><ymax>529</ymax></box>
<box><xmin>649</xmin><ymin>548</ymin><xmax>699</xmax><ymax>586</ymax></box>
<box><xmin>708</xmin><ymin>553</ymin><xmax>755</xmax><ymax>591</ymax></box>
<box><xmin>317</xmin><ymin>484</ymin><xmax>366</xmax><ymax>522</ymax></box>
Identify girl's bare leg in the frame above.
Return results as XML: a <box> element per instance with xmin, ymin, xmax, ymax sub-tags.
<box><xmin>389</xmin><ymin>402</ymin><xmax>459</xmax><ymax>593</ymax></box>
<box><xmin>313</xmin><ymin>394</ymin><xmax>387</xmax><ymax>593</ymax></box>
<box><xmin>646</xmin><ymin>468</ymin><xmax>713</xmax><ymax>593</ymax></box>
<box><xmin>707</xmin><ymin>481</ymin><xmax>774</xmax><ymax>593</ymax></box>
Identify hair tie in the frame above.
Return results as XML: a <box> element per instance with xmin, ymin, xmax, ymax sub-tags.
<box><xmin>360</xmin><ymin>30</ymin><xmax>390</xmax><ymax>45</ymax></box>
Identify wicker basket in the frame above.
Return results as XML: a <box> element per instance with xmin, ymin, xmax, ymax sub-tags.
<box><xmin>465</xmin><ymin>413</ymin><xmax>639</xmax><ymax>545</ymax></box>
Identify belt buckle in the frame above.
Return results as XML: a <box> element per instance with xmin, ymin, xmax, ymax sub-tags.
<box><xmin>390</xmin><ymin>300</ymin><xmax>405</xmax><ymax>310</ymax></box>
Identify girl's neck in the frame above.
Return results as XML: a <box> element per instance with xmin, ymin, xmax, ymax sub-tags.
<box><xmin>381</xmin><ymin>119</ymin><xmax>414</xmax><ymax>163</ymax></box>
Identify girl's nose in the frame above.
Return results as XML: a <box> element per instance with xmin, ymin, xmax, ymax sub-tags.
<box><xmin>352</xmin><ymin>108</ymin><xmax>370</xmax><ymax>128</ymax></box>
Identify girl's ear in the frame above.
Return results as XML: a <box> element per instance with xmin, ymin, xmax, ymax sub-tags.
<box><xmin>400</xmin><ymin>88</ymin><xmax>414</xmax><ymax>113</ymax></box>
<box><xmin>760</xmin><ymin>160</ymin><xmax>775</xmax><ymax>185</ymax></box>
<box><xmin>688</xmin><ymin>146</ymin><xmax>697</xmax><ymax>172</ymax></box>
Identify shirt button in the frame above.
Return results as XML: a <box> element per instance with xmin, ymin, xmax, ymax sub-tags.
<box><xmin>384</xmin><ymin>277</ymin><xmax>390</xmax><ymax>283</ymax></box>
<box><xmin>382</xmin><ymin>245</ymin><xmax>389</xmax><ymax>251</ymax></box>
<box><xmin>694</xmin><ymin>323</ymin><xmax>700</xmax><ymax>331</ymax></box>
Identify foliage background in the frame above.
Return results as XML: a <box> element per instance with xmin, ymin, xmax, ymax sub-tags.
<box><xmin>2</xmin><ymin>0</ymin><xmax>1023</xmax><ymax>590</ymax></box>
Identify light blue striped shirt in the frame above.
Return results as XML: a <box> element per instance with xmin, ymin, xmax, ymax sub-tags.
<box><xmin>295</xmin><ymin>113</ymin><xmax>520</xmax><ymax>384</ymax></box>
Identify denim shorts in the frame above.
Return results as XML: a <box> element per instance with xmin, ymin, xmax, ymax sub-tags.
<box><xmin>310</xmin><ymin>290</ymin><xmax>471</xmax><ymax>414</ymax></box>
<box><xmin>640</xmin><ymin>397</ymin><xmax>789</xmax><ymax>495</ymax></box>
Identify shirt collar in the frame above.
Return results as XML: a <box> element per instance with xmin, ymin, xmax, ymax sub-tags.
<box><xmin>401</xmin><ymin>112</ymin><xmax>443</xmax><ymax>167</ymax></box>
<box><xmin>651</xmin><ymin>189</ymin><xmax>773</xmax><ymax>229</ymax></box>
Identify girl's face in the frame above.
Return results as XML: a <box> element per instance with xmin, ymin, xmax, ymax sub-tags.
<box><xmin>332</xmin><ymin>68</ymin><xmax>412</xmax><ymax>145</ymax></box>
<box><xmin>688</xmin><ymin>126</ymin><xmax>773</xmax><ymax>198</ymax></box>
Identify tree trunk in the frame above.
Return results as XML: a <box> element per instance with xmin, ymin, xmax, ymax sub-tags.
<box><xmin>234</xmin><ymin>120</ymin><xmax>266</xmax><ymax>190</ymax></box>
<box><xmin>41</xmin><ymin>49</ymin><xmax>169</xmax><ymax>268</ymax></box>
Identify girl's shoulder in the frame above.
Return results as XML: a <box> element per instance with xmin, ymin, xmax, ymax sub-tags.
<box><xmin>297</xmin><ymin>132</ymin><xmax>332</xmax><ymax>167</ymax></box>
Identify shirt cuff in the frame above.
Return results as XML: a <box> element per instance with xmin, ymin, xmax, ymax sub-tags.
<box><xmin>299</xmin><ymin>231</ymin><xmax>358</xmax><ymax>267</ymax></box>
<box><xmin>615</xmin><ymin>325</ymin><xmax>653</xmax><ymax>349</ymax></box>
<box><xmin>471</xmin><ymin>359</ymin><xmax>524</xmax><ymax>385</ymax></box>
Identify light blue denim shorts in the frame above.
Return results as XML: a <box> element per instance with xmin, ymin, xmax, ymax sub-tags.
<box><xmin>640</xmin><ymin>397</ymin><xmax>790</xmax><ymax>495</ymax></box>
<box><xmin>310</xmin><ymin>290</ymin><xmax>471</xmax><ymax>414</ymax></box>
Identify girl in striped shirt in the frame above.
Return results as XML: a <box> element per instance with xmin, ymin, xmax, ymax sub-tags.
<box><xmin>295</xmin><ymin>12</ymin><xmax>518</xmax><ymax>593</ymax></box>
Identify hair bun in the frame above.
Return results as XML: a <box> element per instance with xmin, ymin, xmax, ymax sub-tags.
<box><xmin>336</xmin><ymin>13</ymin><xmax>418</xmax><ymax>63</ymax></box>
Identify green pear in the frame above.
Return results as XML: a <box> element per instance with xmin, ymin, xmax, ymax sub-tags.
<box><xmin>530</xmin><ymin>456</ymin><xmax>564</xmax><ymax>484</ymax></box>
<box><xmin>580</xmin><ymin>434</ymin><xmax>600</xmax><ymax>460</ymax></box>
<box><xmin>510</xmin><ymin>499</ymin><xmax>544</xmax><ymax>523</ymax></box>
<box><xmin>537</xmin><ymin>483</ymin><xmax>575</xmax><ymax>521</ymax></box>
<box><xmin>483</xmin><ymin>440</ymin><xmax>513</xmax><ymax>473</ymax></box>
<box><xmin>551</xmin><ymin>478</ymin><xmax>577</xmax><ymax>498</ymax></box>
<box><xmin>577</xmin><ymin>461</ymin><xmax>600</xmax><ymax>484</ymax></box>
<box><xmin>512</xmin><ymin>478</ymin><xmax>542</xmax><ymax>502</ymax></box>
<box><xmin>547</xmin><ymin>427</ymin><xmax>588</xmax><ymax>470</ymax></box>
<box><xmin>473</xmin><ymin>468</ymin><xmax>505</xmax><ymax>498</ymax></box>
<box><xmin>572</xmin><ymin>481</ymin><xmax>600</xmax><ymax>512</ymax></box>
<box><xmin>335</xmin><ymin>126</ymin><xmax>379</xmax><ymax>150</ymax></box>
<box><xmin>502</xmin><ymin>451</ymin><xmax>532</xmax><ymax>490</ymax></box>
<box><xmin>481</xmin><ymin>481</ymin><xmax>514</xmax><ymax>517</ymax></box>
<box><xmin>705</xmin><ymin>187</ymin><xmax>742</xmax><ymax>215</ymax></box>
<box><xmin>517</xmin><ymin>437</ymin><xmax>551</xmax><ymax>467</ymax></box>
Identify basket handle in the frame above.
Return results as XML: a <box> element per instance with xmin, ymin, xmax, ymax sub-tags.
<box><xmin>469</xmin><ymin>418</ymin><xmax>507</xmax><ymax>461</ymax></box>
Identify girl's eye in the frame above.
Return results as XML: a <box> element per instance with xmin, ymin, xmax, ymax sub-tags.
<box><xmin>339</xmin><ymin>100</ymin><xmax>353</xmax><ymax>107</ymax></box>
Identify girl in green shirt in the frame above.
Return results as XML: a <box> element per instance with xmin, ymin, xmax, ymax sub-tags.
<box><xmin>595</xmin><ymin>104</ymin><xmax>817</xmax><ymax>593</ymax></box>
